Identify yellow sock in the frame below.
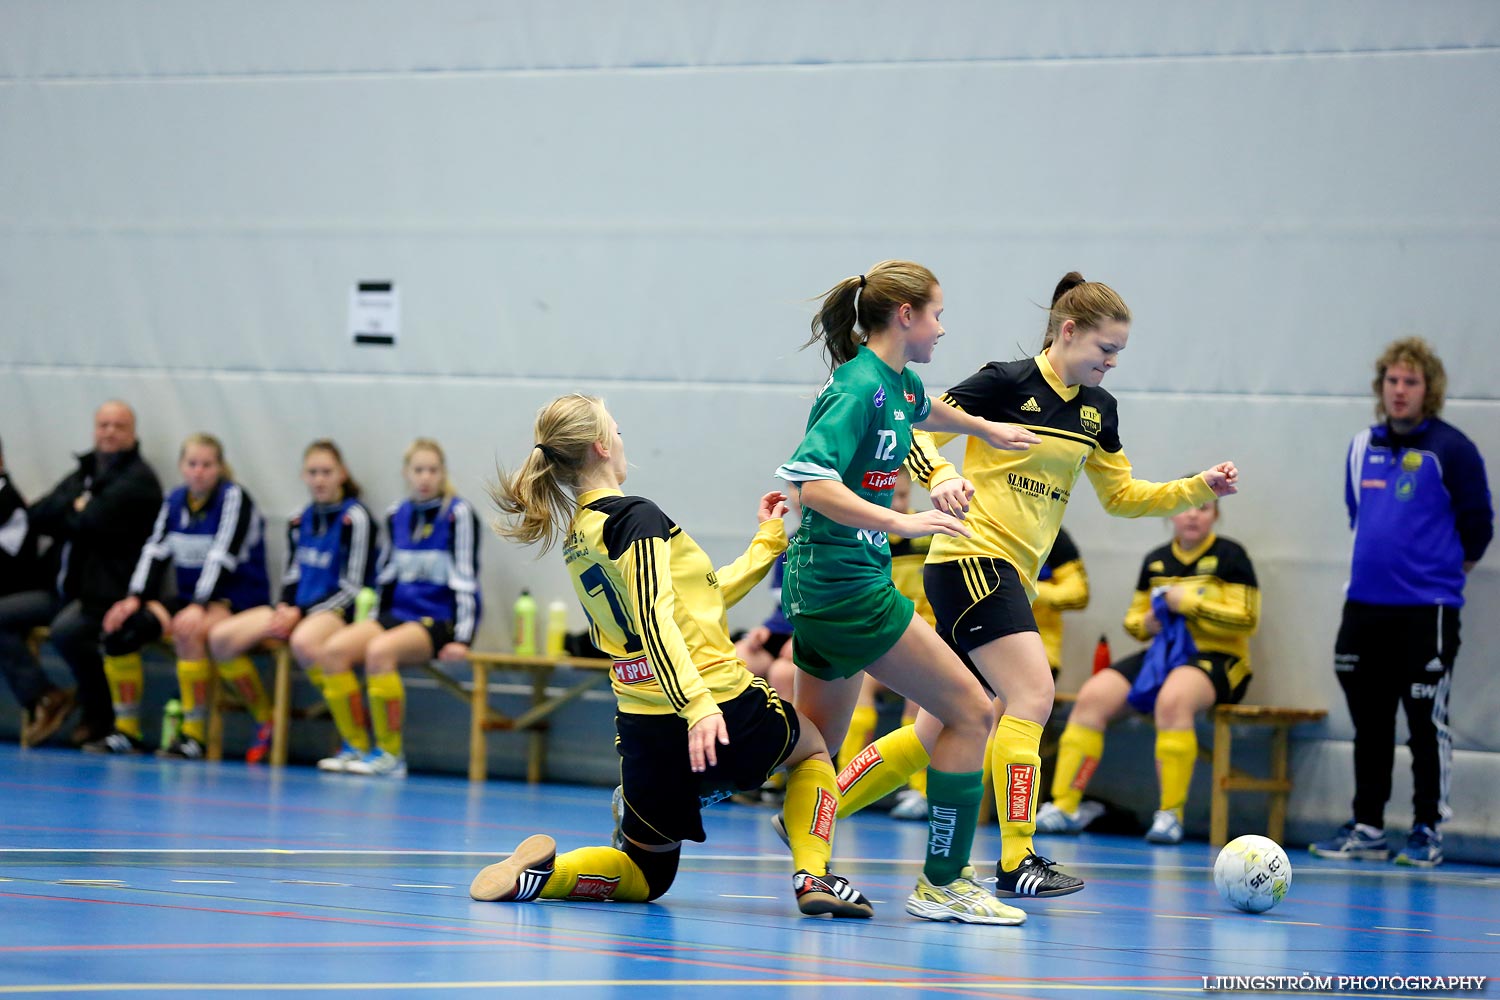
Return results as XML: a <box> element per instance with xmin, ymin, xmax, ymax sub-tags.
<box><xmin>980</xmin><ymin>725</ymin><xmax>995</xmax><ymax>806</ymax></box>
<box><xmin>1051</xmin><ymin>722</ymin><xmax>1105</xmax><ymax>814</ymax></box>
<box><xmin>367</xmin><ymin>672</ymin><xmax>405</xmax><ymax>758</ymax></box>
<box><xmin>994</xmin><ymin>715</ymin><xmax>1044</xmax><ymax>871</ymax></box>
<box><xmin>782</xmin><ymin>758</ymin><xmax>839</xmax><ymax>876</ymax></box>
<box><xmin>321</xmin><ymin>670</ymin><xmax>371</xmax><ymax>753</ymax></box>
<box><xmin>103</xmin><ymin>653</ymin><xmax>144</xmax><ymax>739</ymax></box>
<box><xmin>216</xmin><ymin>655</ymin><xmax>272</xmax><ymax>724</ymax></box>
<box><xmin>901</xmin><ymin>713</ymin><xmax>927</xmax><ymax>794</ymax></box>
<box><xmin>176</xmin><ymin>659</ymin><xmax>212</xmax><ymax>742</ymax></box>
<box><xmin>837</xmin><ymin>703</ymin><xmax>878</xmax><ymax>772</ymax></box>
<box><xmin>305</xmin><ymin>663</ymin><xmax>325</xmax><ymax>698</ymax></box>
<box><xmin>1156</xmin><ymin>729</ymin><xmax>1197</xmax><ymax>820</ymax></box>
<box><xmin>542</xmin><ymin>846</ymin><xmax>651</xmax><ymax>902</ymax></box>
<box><xmin>836</xmin><ymin>724</ymin><xmax>929</xmax><ymax>817</ymax></box>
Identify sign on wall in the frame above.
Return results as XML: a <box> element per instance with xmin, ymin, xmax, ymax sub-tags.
<box><xmin>350</xmin><ymin>281</ymin><xmax>399</xmax><ymax>346</ymax></box>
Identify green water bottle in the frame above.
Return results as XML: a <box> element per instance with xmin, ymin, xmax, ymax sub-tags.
<box><xmin>513</xmin><ymin>589</ymin><xmax>537</xmax><ymax>655</ymax></box>
<box><xmin>355</xmin><ymin>586</ymin><xmax>378</xmax><ymax>621</ymax></box>
<box><xmin>546</xmin><ymin>600</ymin><xmax>568</xmax><ymax>656</ymax></box>
<box><xmin>161</xmin><ymin>698</ymin><xmax>184</xmax><ymax>748</ymax></box>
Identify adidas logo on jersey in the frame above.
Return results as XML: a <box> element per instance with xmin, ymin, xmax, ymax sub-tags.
<box><xmin>1021</xmin><ymin>397</ymin><xmax>1041</xmax><ymax>413</ymax></box>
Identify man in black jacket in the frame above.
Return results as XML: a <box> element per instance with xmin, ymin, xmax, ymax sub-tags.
<box><xmin>0</xmin><ymin>436</ymin><xmax>44</xmax><ymax>599</ymax></box>
<box><xmin>0</xmin><ymin>402</ymin><xmax>162</xmax><ymax>745</ymax></box>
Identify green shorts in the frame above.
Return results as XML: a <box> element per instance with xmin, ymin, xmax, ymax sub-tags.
<box><xmin>788</xmin><ymin>584</ymin><xmax>915</xmax><ymax>680</ymax></box>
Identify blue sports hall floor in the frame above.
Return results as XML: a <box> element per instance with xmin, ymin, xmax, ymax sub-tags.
<box><xmin>1</xmin><ymin>743</ymin><xmax>1495</xmax><ymax>998</ymax></box>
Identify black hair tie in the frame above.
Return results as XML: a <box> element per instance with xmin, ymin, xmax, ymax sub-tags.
<box><xmin>535</xmin><ymin>443</ymin><xmax>566</xmax><ymax>463</ymax></box>
<box><xmin>858</xmin><ymin>274</ymin><xmax>867</xmax><ymax>289</ymax></box>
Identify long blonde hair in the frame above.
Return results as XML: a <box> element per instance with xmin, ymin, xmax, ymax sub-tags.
<box><xmin>490</xmin><ymin>394</ymin><xmax>612</xmax><ymax>553</ymax></box>
<box><xmin>404</xmin><ymin>437</ymin><xmax>455</xmax><ymax>502</ymax></box>
<box><xmin>180</xmin><ymin>432</ymin><xmax>234</xmax><ymax>483</ymax></box>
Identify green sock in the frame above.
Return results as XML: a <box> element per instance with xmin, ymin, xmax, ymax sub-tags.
<box><xmin>923</xmin><ymin>768</ymin><xmax>984</xmax><ymax>886</ymax></box>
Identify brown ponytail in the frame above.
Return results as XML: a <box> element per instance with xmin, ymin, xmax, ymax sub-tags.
<box><xmin>1042</xmin><ymin>272</ymin><xmax>1130</xmax><ymax>349</ymax></box>
<box><xmin>803</xmin><ymin>259</ymin><xmax>939</xmax><ymax>370</ymax></box>
<box><xmin>304</xmin><ymin>439</ymin><xmax>361</xmax><ymax>500</ymax></box>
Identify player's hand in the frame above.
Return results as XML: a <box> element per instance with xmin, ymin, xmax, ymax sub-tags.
<box><xmin>103</xmin><ymin>596</ymin><xmax>141</xmax><ymax>634</ymax></box>
<box><xmin>929</xmin><ymin>477</ymin><xmax>975</xmax><ymax>518</ymax></box>
<box><xmin>1163</xmin><ymin>586</ymin><xmax>1191</xmax><ymax>614</ymax></box>
<box><xmin>1202</xmin><ymin>462</ymin><xmax>1239</xmax><ymax>497</ymax></box>
<box><xmin>977</xmin><ymin>421</ymin><xmax>1040</xmax><ymax>452</ymax></box>
<box><xmin>267</xmin><ymin>604</ymin><xmax>303</xmax><ymax>640</ymax></box>
<box><xmin>438</xmin><ymin>642</ymin><xmax>470</xmax><ymax>662</ymax></box>
<box><xmin>1142</xmin><ymin>608</ymin><xmax>1163</xmax><ymax>636</ymax></box>
<box><xmin>757</xmin><ymin>491</ymin><xmax>789</xmax><ymax>523</ymax></box>
<box><xmin>898</xmin><ymin>509</ymin><xmax>973</xmax><ymax>540</ymax></box>
<box><xmin>687</xmin><ymin>712</ymin><xmax>729</xmax><ymax>772</ymax></box>
<box><xmin>740</xmin><ymin>625</ymin><xmax>771</xmax><ymax>650</ymax></box>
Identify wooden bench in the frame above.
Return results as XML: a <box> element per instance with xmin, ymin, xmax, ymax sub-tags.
<box><xmin>263</xmin><ymin>650</ymin><xmax>614</xmax><ymax>781</ymax></box>
<box><xmin>984</xmin><ymin>692</ymin><xmax>1327</xmax><ymax>846</ymax></box>
<box><xmin>1208</xmin><ymin>704</ymin><xmax>1327</xmax><ymax>847</ymax></box>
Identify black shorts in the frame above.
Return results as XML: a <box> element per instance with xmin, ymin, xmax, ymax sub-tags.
<box><xmin>377</xmin><ymin>613</ymin><xmax>454</xmax><ymax>652</ymax></box>
<box><xmin>762</xmin><ymin>631</ymin><xmax>791</xmax><ymax>658</ymax></box>
<box><xmin>1110</xmin><ymin>649</ymin><xmax>1251</xmax><ymax>706</ymax></box>
<box><xmin>924</xmin><ymin>557</ymin><xmax>1038</xmax><ymax>655</ymax></box>
<box><xmin>614</xmin><ymin>678</ymin><xmax>802</xmax><ymax>846</ymax></box>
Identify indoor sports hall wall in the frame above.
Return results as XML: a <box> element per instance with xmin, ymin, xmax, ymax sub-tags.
<box><xmin>2</xmin><ymin>2</ymin><xmax>1497</xmax><ymax>847</ymax></box>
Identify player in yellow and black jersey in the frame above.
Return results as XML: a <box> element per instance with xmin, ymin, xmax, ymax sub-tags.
<box><xmin>471</xmin><ymin>394</ymin><xmax>872</xmax><ymax>920</ymax></box>
<box><xmin>1033</xmin><ymin>528</ymin><xmax>1089</xmax><ymax>677</ymax></box>
<box><xmin>834</xmin><ymin>272</ymin><xmax>1240</xmax><ymax>899</ymax></box>
<box><xmin>1040</xmin><ymin>496</ymin><xmax>1259</xmax><ymax>844</ymax></box>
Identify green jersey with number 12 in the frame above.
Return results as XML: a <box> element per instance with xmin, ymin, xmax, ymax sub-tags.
<box><xmin>776</xmin><ymin>346</ymin><xmax>931</xmax><ymax>614</ymax></box>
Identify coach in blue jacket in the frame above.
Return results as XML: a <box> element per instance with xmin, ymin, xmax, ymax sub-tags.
<box><xmin>1311</xmin><ymin>339</ymin><xmax>1492</xmax><ymax>869</ymax></box>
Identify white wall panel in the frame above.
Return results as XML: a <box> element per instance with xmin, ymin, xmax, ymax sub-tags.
<box><xmin>1</xmin><ymin>3</ymin><xmax>1496</xmax><ymax>795</ymax></box>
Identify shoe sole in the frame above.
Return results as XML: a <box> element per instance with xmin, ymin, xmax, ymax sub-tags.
<box><xmin>798</xmin><ymin>892</ymin><xmax>874</xmax><ymax>919</ymax></box>
<box><xmin>317</xmin><ymin>759</ymin><xmax>351</xmax><ymax>772</ymax></box>
<box><xmin>1308</xmin><ymin>847</ymin><xmax>1390</xmax><ymax>861</ymax></box>
<box><xmin>469</xmin><ymin>834</ymin><xmax>557</xmax><ymax>901</ymax></box>
<box><xmin>995</xmin><ymin>880</ymin><xmax>1085</xmax><ymax>899</ymax></box>
<box><xmin>1394</xmin><ymin>855</ymin><xmax>1442</xmax><ymax>868</ymax></box>
<box><xmin>1144</xmin><ymin>833</ymin><xmax>1183</xmax><ymax>845</ymax></box>
<box><xmin>904</xmin><ymin>896</ymin><xmax>1026</xmax><ymax>925</ymax></box>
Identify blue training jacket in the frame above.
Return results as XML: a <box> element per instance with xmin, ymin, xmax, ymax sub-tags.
<box><xmin>1345</xmin><ymin>418</ymin><xmax>1492</xmax><ymax>607</ymax></box>
<box><xmin>129</xmin><ymin>481</ymin><xmax>271</xmax><ymax>610</ymax></box>
<box><xmin>282</xmin><ymin>498</ymin><xmax>376</xmax><ymax>615</ymax></box>
<box><xmin>376</xmin><ymin>496</ymin><xmax>482</xmax><ymax>646</ymax></box>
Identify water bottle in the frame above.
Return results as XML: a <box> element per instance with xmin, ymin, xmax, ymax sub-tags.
<box><xmin>513</xmin><ymin>589</ymin><xmax>537</xmax><ymax>655</ymax></box>
<box><xmin>1092</xmin><ymin>634</ymin><xmax>1112</xmax><ymax>675</ymax></box>
<box><xmin>161</xmin><ymin>698</ymin><xmax>184</xmax><ymax>748</ymax></box>
<box><xmin>546</xmin><ymin>600</ymin><xmax>568</xmax><ymax>656</ymax></box>
<box><xmin>354</xmin><ymin>586</ymin><xmax>378</xmax><ymax>621</ymax></box>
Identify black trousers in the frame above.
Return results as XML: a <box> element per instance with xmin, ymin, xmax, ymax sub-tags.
<box><xmin>0</xmin><ymin>590</ymin><xmax>110</xmax><ymax>733</ymax></box>
<box><xmin>1334</xmin><ymin>600</ymin><xmax>1459</xmax><ymax>829</ymax></box>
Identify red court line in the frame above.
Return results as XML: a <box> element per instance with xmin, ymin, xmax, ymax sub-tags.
<box><xmin>0</xmin><ymin>889</ymin><xmax>1046</xmax><ymax>997</ymax></box>
<box><xmin>0</xmin><ymin>778</ymin><xmax>609</xmax><ymax>840</ymax></box>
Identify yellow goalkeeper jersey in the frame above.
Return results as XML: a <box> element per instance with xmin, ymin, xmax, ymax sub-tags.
<box><xmin>906</xmin><ymin>353</ymin><xmax>1215</xmax><ymax>600</ymax></box>
<box><xmin>564</xmin><ymin>488</ymin><xmax>785</xmax><ymax>727</ymax></box>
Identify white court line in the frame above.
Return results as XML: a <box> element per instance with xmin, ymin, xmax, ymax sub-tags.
<box><xmin>1160</xmin><ymin>914</ymin><xmax>1212</xmax><ymax>921</ymax></box>
<box><xmin>277</xmin><ymin>881</ymin><xmax>348</xmax><ymax>886</ymax></box>
<box><xmin>1265</xmin><ymin>920</ymin><xmax>1320</xmax><ymax>926</ymax></box>
<box><xmin>56</xmin><ymin>880</ymin><xmax>125</xmax><ymax>885</ymax></box>
<box><xmin>720</xmin><ymin>894</ymin><xmax>776</xmax><ymax>900</ymax></box>
<box><xmin>172</xmin><ymin>880</ymin><xmax>235</xmax><ymax>884</ymax></box>
<box><xmin>1046</xmin><ymin>908</ymin><xmax>1102</xmax><ymax>915</ymax></box>
<box><xmin>1373</xmin><ymin>925</ymin><xmax>1430</xmax><ymax>932</ymax></box>
<box><xmin>393</xmin><ymin>884</ymin><xmax>454</xmax><ymax>889</ymax></box>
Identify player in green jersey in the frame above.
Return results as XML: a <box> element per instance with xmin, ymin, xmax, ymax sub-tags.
<box><xmin>776</xmin><ymin>259</ymin><xmax>1039</xmax><ymax>925</ymax></box>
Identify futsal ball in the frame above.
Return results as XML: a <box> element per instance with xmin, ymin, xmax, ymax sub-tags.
<box><xmin>1213</xmin><ymin>835</ymin><xmax>1292</xmax><ymax>913</ymax></box>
